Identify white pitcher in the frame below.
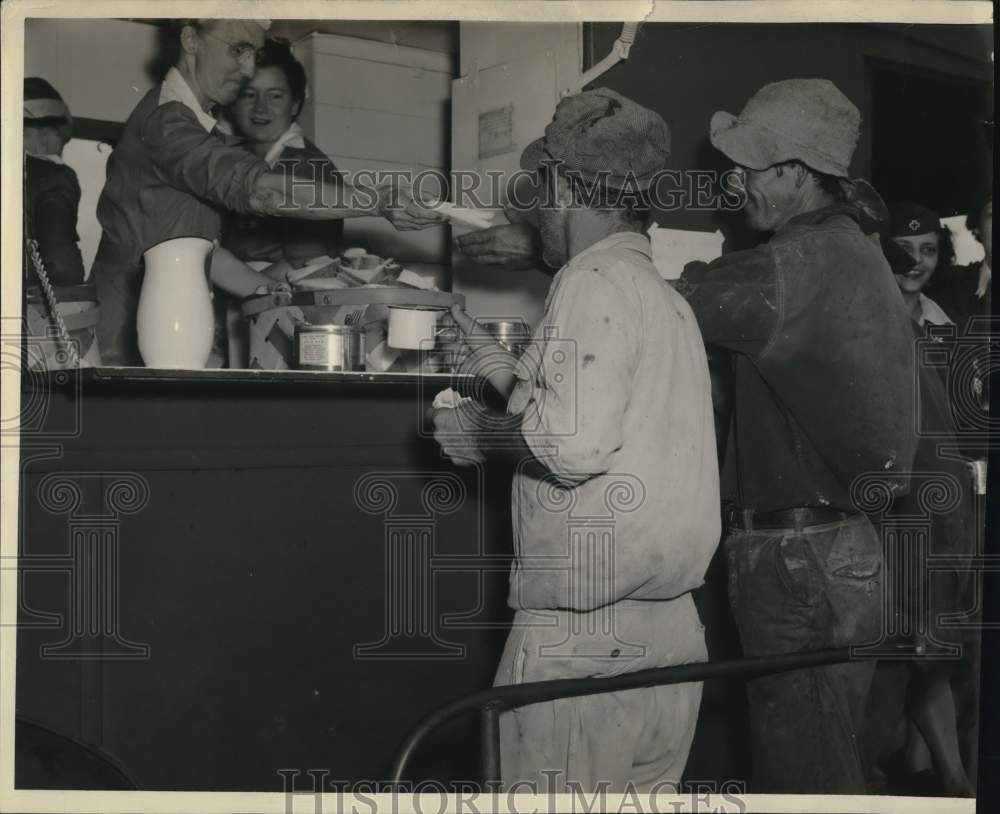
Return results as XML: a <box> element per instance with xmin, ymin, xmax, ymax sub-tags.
<box><xmin>137</xmin><ymin>237</ymin><xmax>215</xmax><ymax>368</ymax></box>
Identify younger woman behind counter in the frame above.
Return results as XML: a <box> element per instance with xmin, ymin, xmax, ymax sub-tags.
<box><xmin>222</xmin><ymin>38</ymin><xmax>342</xmax><ymax>276</ymax></box>
<box><xmin>210</xmin><ymin>38</ymin><xmax>341</xmax><ymax>366</ymax></box>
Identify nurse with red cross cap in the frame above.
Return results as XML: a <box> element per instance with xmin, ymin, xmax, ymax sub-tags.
<box><xmin>887</xmin><ymin>202</ymin><xmax>954</xmax><ymax>327</ymax></box>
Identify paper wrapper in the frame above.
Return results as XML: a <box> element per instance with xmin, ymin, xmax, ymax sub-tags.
<box><xmin>647</xmin><ymin>224</ymin><xmax>724</xmax><ymax>280</ymax></box>
<box><xmin>244</xmin><ymin>250</ymin><xmax>454</xmax><ymax>370</ymax></box>
<box><xmin>432</xmin><ymin>388</ymin><xmax>472</xmax><ymax>409</ymax></box>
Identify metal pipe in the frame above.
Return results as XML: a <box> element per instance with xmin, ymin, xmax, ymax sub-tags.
<box><xmin>568</xmin><ymin>23</ymin><xmax>641</xmax><ymax>96</ymax></box>
<box><xmin>480</xmin><ymin>702</ymin><xmax>502</xmax><ymax>786</ymax></box>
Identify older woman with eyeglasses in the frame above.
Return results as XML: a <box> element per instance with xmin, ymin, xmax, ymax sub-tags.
<box><xmin>92</xmin><ymin>19</ymin><xmax>442</xmax><ymax>366</ymax></box>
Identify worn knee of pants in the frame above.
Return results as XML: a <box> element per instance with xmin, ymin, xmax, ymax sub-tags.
<box><xmin>93</xmin><ymin>260</ymin><xmax>142</xmax><ymax>367</ymax></box>
<box><xmin>495</xmin><ymin>594</ymin><xmax>707</xmax><ymax>794</ymax></box>
<box><xmin>725</xmin><ymin>514</ymin><xmax>883</xmax><ymax>794</ymax></box>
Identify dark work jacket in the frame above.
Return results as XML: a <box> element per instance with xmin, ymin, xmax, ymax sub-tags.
<box><xmin>222</xmin><ymin>139</ymin><xmax>343</xmax><ymax>267</ymax></box>
<box><xmin>676</xmin><ymin>205</ymin><xmax>917</xmax><ymax>512</ymax></box>
<box><xmin>23</xmin><ymin>155</ymin><xmax>85</xmax><ymax>287</ymax></box>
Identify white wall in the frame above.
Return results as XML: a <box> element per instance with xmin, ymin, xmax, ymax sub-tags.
<box><xmin>25</xmin><ymin>20</ymin><xmax>160</xmax><ymax>275</ymax></box>
<box><xmin>294</xmin><ymin>33</ymin><xmax>454</xmax><ymax>265</ymax></box>
<box><xmin>60</xmin><ymin>139</ymin><xmax>112</xmax><ymax>277</ymax></box>
<box><xmin>24</xmin><ymin>19</ymin><xmax>158</xmax><ymax>123</ymax></box>
<box><xmin>450</xmin><ymin>23</ymin><xmax>582</xmax><ymax>327</ymax></box>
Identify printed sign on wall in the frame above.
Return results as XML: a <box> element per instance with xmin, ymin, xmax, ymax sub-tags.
<box><xmin>478</xmin><ymin>105</ymin><xmax>514</xmax><ymax>159</ymax></box>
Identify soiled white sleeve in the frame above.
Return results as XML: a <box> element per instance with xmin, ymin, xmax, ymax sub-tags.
<box><xmin>517</xmin><ymin>267</ymin><xmax>640</xmax><ymax>484</ymax></box>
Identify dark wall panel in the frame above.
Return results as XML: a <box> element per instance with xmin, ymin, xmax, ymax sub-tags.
<box><xmin>16</xmin><ymin>380</ymin><xmax>513</xmax><ymax>790</ymax></box>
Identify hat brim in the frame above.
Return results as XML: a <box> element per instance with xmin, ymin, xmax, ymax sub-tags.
<box><xmin>709</xmin><ymin>111</ymin><xmax>779</xmax><ymax>171</ymax></box>
<box><xmin>520</xmin><ymin>137</ymin><xmax>546</xmax><ymax>173</ymax></box>
<box><xmin>23</xmin><ymin>98</ymin><xmax>71</xmax><ymax>121</ymax></box>
<box><xmin>709</xmin><ymin>110</ymin><xmax>850</xmax><ymax>177</ymax></box>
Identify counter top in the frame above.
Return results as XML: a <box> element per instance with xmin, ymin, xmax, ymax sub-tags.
<box><xmin>26</xmin><ymin>366</ymin><xmax>476</xmax><ymax>390</ymax></box>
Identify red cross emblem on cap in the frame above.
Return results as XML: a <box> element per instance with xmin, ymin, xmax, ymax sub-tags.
<box><xmin>909</xmin><ymin>218</ymin><xmax>921</xmax><ymax>232</ymax></box>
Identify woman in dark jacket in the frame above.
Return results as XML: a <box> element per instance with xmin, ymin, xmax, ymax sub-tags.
<box><xmin>23</xmin><ymin>77</ymin><xmax>86</xmax><ymax>287</ymax></box>
<box><xmin>22</xmin><ymin>77</ymin><xmax>101</xmax><ymax>368</ymax></box>
<box><xmin>856</xmin><ymin>198</ymin><xmax>979</xmax><ymax>797</ymax></box>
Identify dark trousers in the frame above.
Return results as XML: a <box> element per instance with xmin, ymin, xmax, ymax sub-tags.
<box><xmin>92</xmin><ymin>241</ymin><xmax>142</xmax><ymax>367</ymax></box>
<box><xmin>725</xmin><ymin>513</ymin><xmax>883</xmax><ymax>794</ymax></box>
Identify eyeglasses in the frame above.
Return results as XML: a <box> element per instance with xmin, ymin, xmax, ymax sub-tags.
<box><xmin>202</xmin><ymin>29</ymin><xmax>265</xmax><ymax>65</ymax></box>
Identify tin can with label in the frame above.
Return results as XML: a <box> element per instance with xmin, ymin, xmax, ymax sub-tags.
<box><xmin>294</xmin><ymin>324</ymin><xmax>365</xmax><ymax>371</ymax></box>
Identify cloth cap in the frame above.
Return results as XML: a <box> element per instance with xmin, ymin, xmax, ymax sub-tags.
<box><xmin>520</xmin><ymin>88</ymin><xmax>670</xmax><ymax>191</ymax></box>
<box><xmin>710</xmin><ymin>78</ymin><xmax>859</xmax><ymax>177</ymax></box>
<box><xmin>24</xmin><ymin>77</ymin><xmax>70</xmax><ymax>122</ymax></box>
<box><xmin>889</xmin><ymin>202</ymin><xmax>941</xmax><ymax>237</ymax></box>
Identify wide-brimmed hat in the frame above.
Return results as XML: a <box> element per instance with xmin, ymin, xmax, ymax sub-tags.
<box><xmin>710</xmin><ymin>78</ymin><xmax>859</xmax><ymax>178</ymax></box>
<box><xmin>521</xmin><ymin>87</ymin><xmax>670</xmax><ymax>191</ymax></box>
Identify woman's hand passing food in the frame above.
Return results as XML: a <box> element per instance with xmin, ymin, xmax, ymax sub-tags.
<box><xmin>376</xmin><ymin>181</ymin><xmax>447</xmax><ymax>231</ymax></box>
<box><xmin>249</xmin><ymin>171</ymin><xmax>445</xmax><ymax>227</ymax></box>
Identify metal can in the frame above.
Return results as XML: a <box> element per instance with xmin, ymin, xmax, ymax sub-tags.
<box><xmin>482</xmin><ymin>319</ymin><xmax>532</xmax><ymax>356</ymax></box>
<box><xmin>294</xmin><ymin>324</ymin><xmax>365</xmax><ymax>371</ymax></box>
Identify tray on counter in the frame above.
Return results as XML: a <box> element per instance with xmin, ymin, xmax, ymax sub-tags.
<box><xmin>241</xmin><ymin>288</ymin><xmax>463</xmax><ymax>317</ymax></box>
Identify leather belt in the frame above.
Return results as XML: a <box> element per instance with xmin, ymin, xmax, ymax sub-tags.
<box><xmin>725</xmin><ymin>505</ymin><xmax>856</xmax><ymax>531</ymax></box>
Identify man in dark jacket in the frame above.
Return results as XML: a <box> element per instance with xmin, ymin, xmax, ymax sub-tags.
<box><xmin>675</xmin><ymin>78</ymin><xmax>918</xmax><ymax>794</ymax></box>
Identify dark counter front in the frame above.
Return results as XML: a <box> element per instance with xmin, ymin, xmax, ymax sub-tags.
<box><xmin>15</xmin><ymin>368</ymin><xmax>515</xmax><ymax>791</ymax></box>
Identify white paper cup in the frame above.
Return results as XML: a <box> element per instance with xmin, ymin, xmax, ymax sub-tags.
<box><xmin>387</xmin><ymin>307</ymin><xmax>441</xmax><ymax>350</ymax></box>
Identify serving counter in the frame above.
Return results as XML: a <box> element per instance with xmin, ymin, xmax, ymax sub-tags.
<box><xmin>15</xmin><ymin>367</ymin><xmax>514</xmax><ymax>790</ymax></box>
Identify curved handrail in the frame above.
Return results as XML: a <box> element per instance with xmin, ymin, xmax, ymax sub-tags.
<box><xmin>389</xmin><ymin>645</ymin><xmax>891</xmax><ymax>783</ymax></box>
